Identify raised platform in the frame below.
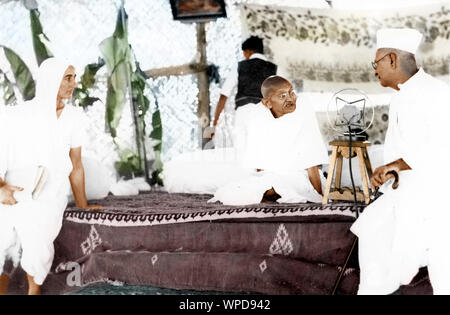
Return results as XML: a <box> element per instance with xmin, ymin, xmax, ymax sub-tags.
<box><xmin>7</xmin><ymin>191</ymin><xmax>432</xmax><ymax>295</ymax></box>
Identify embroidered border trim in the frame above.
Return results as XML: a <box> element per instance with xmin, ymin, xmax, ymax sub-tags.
<box><xmin>63</xmin><ymin>203</ymin><xmax>362</xmax><ymax>227</ymax></box>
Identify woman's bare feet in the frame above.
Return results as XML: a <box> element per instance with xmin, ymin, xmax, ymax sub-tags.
<box><xmin>0</xmin><ymin>274</ymin><xmax>9</xmax><ymax>295</ymax></box>
<box><xmin>27</xmin><ymin>274</ymin><xmax>41</xmax><ymax>295</ymax></box>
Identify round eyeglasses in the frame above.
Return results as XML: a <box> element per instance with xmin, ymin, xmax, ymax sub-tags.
<box><xmin>371</xmin><ymin>53</ymin><xmax>391</xmax><ymax>70</ymax></box>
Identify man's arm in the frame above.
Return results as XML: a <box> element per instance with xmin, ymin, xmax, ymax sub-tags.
<box><xmin>307</xmin><ymin>165</ymin><xmax>322</xmax><ymax>195</ymax></box>
<box><xmin>0</xmin><ymin>177</ymin><xmax>23</xmax><ymax>205</ymax></box>
<box><xmin>212</xmin><ymin>94</ymin><xmax>228</xmax><ymax>127</ymax></box>
<box><xmin>210</xmin><ymin>68</ymin><xmax>237</xmax><ymax>133</ymax></box>
<box><xmin>69</xmin><ymin>147</ymin><xmax>102</xmax><ymax>210</ymax></box>
<box><xmin>204</xmin><ymin>94</ymin><xmax>228</xmax><ymax>139</ymax></box>
<box><xmin>370</xmin><ymin>158</ymin><xmax>411</xmax><ymax>190</ymax></box>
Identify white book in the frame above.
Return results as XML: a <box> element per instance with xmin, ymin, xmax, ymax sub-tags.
<box><xmin>32</xmin><ymin>166</ymin><xmax>48</xmax><ymax>200</ymax></box>
<box><xmin>5</xmin><ymin>165</ymin><xmax>48</xmax><ymax>201</ymax></box>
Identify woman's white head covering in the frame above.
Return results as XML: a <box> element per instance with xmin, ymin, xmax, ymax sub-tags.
<box><xmin>33</xmin><ymin>57</ymin><xmax>72</xmax><ymax>116</ymax></box>
<box><xmin>1</xmin><ymin>57</ymin><xmax>74</xmax><ymax>194</ymax></box>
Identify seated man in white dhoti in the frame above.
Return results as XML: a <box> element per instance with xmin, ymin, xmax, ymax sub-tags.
<box><xmin>351</xmin><ymin>29</ymin><xmax>450</xmax><ymax>295</ymax></box>
<box><xmin>210</xmin><ymin>76</ymin><xmax>329</xmax><ymax>205</ymax></box>
<box><xmin>0</xmin><ymin>58</ymin><xmax>100</xmax><ymax>295</ymax></box>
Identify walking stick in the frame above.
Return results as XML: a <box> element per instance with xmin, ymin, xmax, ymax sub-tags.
<box><xmin>330</xmin><ymin>235</ymin><xmax>358</xmax><ymax>295</ymax></box>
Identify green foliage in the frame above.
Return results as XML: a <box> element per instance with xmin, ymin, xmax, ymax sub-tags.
<box><xmin>1</xmin><ymin>4</ymin><xmax>164</xmax><ymax>185</ymax></box>
<box><xmin>0</xmin><ymin>46</ymin><xmax>35</xmax><ymax>105</ymax></box>
<box><xmin>114</xmin><ymin>148</ymin><xmax>145</xmax><ymax>178</ymax></box>
<box><xmin>147</xmin><ymin>86</ymin><xmax>163</xmax><ymax>185</ymax></box>
<box><xmin>131</xmin><ymin>61</ymin><xmax>150</xmax><ymax>120</ymax></box>
<box><xmin>129</xmin><ymin>60</ymin><xmax>150</xmax><ymax>175</ymax></box>
<box><xmin>100</xmin><ymin>6</ymin><xmax>145</xmax><ymax>179</ymax></box>
<box><xmin>99</xmin><ymin>5</ymin><xmax>164</xmax><ymax>184</ymax></box>
<box><xmin>149</xmin><ymin>103</ymin><xmax>163</xmax><ymax>185</ymax></box>
<box><xmin>99</xmin><ymin>6</ymin><xmax>132</xmax><ymax>138</ymax></box>
<box><xmin>2</xmin><ymin>46</ymin><xmax>36</xmax><ymax>101</ymax></box>
<box><xmin>29</xmin><ymin>9</ymin><xmax>53</xmax><ymax>66</ymax></box>
<box><xmin>150</xmin><ymin>150</ymin><xmax>164</xmax><ymax>186</ymax></box>
<box><xmin>150</xmin><ymin>107</ymin><xmax>162</xmax><ymax>152</ymax></box>
<box><xmin>130</xmin><ymin>62</ymin><xmax>164</xmax><ymax>185</ymax></box>
<box><xmin>130</xmin><ymin>61</ymin><xmax>150</xmax><ymax>148</ymax></box>
<box><xmin>73</xmin><ymin>58</ymin><xmax>105</xmax><ymax>108</ymax></box>
<box><xmin>80</xmin><ymin>58</ymin><xmax>105</xmax><ymax>89</ymax></box>
<box><xmin>0</xmin><ymin>70</ymin><xmax>16</xmax><ymax>105</ymax></box>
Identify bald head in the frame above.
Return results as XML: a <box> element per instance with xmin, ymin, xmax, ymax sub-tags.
<box><xmin>261</xmin><ymin>75</ymin><xmax>291</xmax><ymax>98</ymax></box>
<box><xmin>261</xmin><ymin>75</ymin><xmax>296</xmax><ymax>118</ymax></box>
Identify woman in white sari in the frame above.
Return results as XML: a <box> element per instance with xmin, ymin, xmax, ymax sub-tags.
<box><xmin>0</xmin><ymin>58</ymin><xmax>74</xmax><ymax>294</ymax></box>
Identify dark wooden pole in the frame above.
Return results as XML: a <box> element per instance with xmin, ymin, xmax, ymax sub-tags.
<box><xmin>196</xmin><ymin>22</ymin><xmax>210</xmax><ymax>148</ymax></box>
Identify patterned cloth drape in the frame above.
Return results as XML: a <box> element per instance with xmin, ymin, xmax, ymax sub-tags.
<box><xmin>240</xmin><ymin>3</ymin><xmax>450</xmax><ymax>93</ymax></box>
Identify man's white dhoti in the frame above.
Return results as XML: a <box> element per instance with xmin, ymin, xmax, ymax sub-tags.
<box><xmin>211</xmin><ymin>97</ymin><xmax>328</xmax><ymax>205</ymax></box>
<box><xmin>351</xmin><ymin>68</ymin><xmax>450</xmax><ymax>294</ymax></box>
<box><xmin>0</xmin><ymin>58</ymin><xmax>73</xmax><ymax>285</ymax></box>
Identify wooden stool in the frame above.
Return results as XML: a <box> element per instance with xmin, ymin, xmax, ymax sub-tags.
<box><xmin>322</xmin><ymin>140</ymin><xmax>373</xmax><ymax>205</ymax></box>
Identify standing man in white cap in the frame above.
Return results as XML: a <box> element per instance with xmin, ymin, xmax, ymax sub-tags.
<box><xmin>351</xmin><ymin>28</ymin><xmax>450</xmax><ymax>294</ymax></box>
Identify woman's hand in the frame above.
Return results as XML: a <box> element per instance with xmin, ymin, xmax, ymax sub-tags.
<box><xmin>0</xmin><ymin>180</ymin><xmax>23</xmax><ymax>205</ymax></box>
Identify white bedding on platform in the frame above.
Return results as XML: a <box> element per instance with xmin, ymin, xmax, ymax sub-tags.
<box><xmin>163</xmin><ymin>148</ymin><xmax>253</xmax><ymax>194</ymax></box>
<box><xmin>163</xmin><ymin>144</ymin><xmax>386</xmax><ymax>196</ymax></box>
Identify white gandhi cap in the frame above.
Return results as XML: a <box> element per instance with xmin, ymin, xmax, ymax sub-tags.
<box><xmin>376</xmin><ymin>28</ymin><xmax>423</xmax><ymax>55</ymax></box>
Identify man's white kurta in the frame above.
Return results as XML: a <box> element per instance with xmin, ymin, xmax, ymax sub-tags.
<box><xmin>351</xmin><ymin>68</ymin><xmax>450</xmax><ymax>294</ymax></box>
<box><xmin>211</xmin><ymin>97</ymin><xmax>329</xmax><ymax>205</ymax></box>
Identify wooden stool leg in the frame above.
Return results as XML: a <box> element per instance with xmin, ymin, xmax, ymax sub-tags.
<box><xmin>356</xmin><ymin>147</ymin><xmax>370</xmax><ymax>204</ymax></box>
<box><xmin>363</xmin><ymin>147</ymin><xmax>373</xmax><ymax>178</ymax></box>
<box><xmin>322</xmin><ymin>146</ymin><xmax>338</xmax><ymax>205</ymax></box>
<box><xmin>334</xmin><ymin>154</ymin><xmax>343</xmax><ymax>190</ymax></box>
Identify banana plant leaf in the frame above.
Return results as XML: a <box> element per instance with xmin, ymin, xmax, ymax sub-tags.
<box><xmin>104</xmin><ymin>80</ymin><xmax>126</xmax><ymax>138</ymax></box>
<box><xmin>79</xmin><ymin>58</ymin><xmax>105</xmax><ymax>90</ymax></box>
<box><xmin>0</xmin><ymin>70</ymin><xmax>16</xmax><ymax>105</ymax></box>
<box><xmin>30</xmin><ymin>9</ymin><xmax>53</xmax><ymax>66</ymax></box>
<box><xmin>148</xmin><ymin>92</ymin><xmax>163</xmax><ymax>185</ymax></box>
<box><xmin>113</xmin><ymin>5</ymin><xmax>128</xmax><ymax>40</ymax></box>
<box><xmin>130</xmin><ymin>56</ymin><xmax>164</xmax><ymax>184</ymax></box>
<box><xmin>100</xmin><ymin>5</ymin><xmax>164</xmax><ymax>183</ymax></box>
<box><xmin>99</xmin><ymin>6</ymin><xmax>132</xmax><ymax>138</ymax></box>
<box><xmin>150</xmin><ymin>107</ymin><xmax>162</xmax><ymax>152</ymax></box>
<box><xmin>101</xmin><ymin>36</ymin><xmax>131</xmax><ymax>92</ymax></box>
<box><xmin>150</xmin><ymin>150</ymin><xmax>163</xmax><ymax>186</ymax></box>
<box><xmin>2</xmin><ymin>46</ymin><xmax>36</xmax><ymax>101</ymax></box>
<box><xmin>114</xmin><ymin>147</ymin><xmax>144</xmax><ymax>178</ymax></box>
<box><xmin>130</xmin><ymin>59</ymin><xmax>163</xmax><ymax>183</ymax></box>
<box><xmin>72</xmin><ymin>93</ymin><xmax>101</xmax><ymax>108</ymax></box>
<box><xmin>73</xmin><ymin>58</ymin><xmax>104</xmax><ymax>108</ymax></box>
<box><xmin>131</xmin><ymin>61</ymin><xmax>150</xmax><ymax>129</ymax></box>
